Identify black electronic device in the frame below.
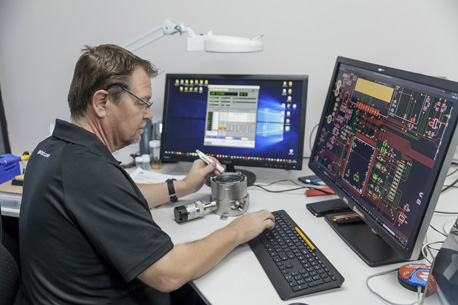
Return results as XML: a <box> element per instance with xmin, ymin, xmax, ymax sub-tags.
<box><xmin>248</xmin><ymin>210</ymin><xmax>344</xmax><ymax>300</ymax></box>
<box><xmin>160</xmin><ymin>74</ymin><xmax>308</xmax><ymax>185</ymax></box>
<box><xmin>309</xmin><ymin>57</ymin><xmax>458</xmax><ymax>266</ymax></box>
<box><xmin>298</xmin><ymin>175</ymin><xmax>322</xmax><ymax>185</ymax></box>
<box><xmin>306</xmin><ymin>199</ymin><xmax>351</xmax><ymax>217</ymax></box>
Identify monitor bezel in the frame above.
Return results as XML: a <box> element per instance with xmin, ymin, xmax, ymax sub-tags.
<box><xmin>0</xmin><ymin>86</ymin><xmax>11</xmax><ymax>154</ymax></box>
<box><xmin>160</xmin><ymin>73</ymin><xmax>308</xmax><ymax>172</ymax></box>
<box><xmin>309</xmin><ymin>56</ymin><xmax>458</xmax><ymax>262</ymax></box>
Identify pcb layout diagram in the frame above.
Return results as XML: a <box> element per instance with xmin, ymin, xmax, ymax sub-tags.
<box><xmin>314</xmin><ymin>68</ymin><xmax>454</xmax><ymax>245</ymax></box>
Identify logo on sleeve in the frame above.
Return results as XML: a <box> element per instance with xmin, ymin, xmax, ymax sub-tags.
<box><xmin>37</xmin><ymin>150</ymin><xmax>50</xmax><ymax>158</ymax></box>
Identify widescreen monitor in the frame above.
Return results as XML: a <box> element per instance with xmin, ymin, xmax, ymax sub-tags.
<box><xmin>160</xmin><ymin>74</ymin><xmax>308</xmax><ymax>185</ymax></box>
<box><xmin>309</xmin><ymin>57</ymin><xmax>458</xmax><ymax>266</ymax></box>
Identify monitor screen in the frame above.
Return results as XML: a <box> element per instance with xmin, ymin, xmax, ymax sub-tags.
<box><xmin>160</xmin><ymin>74</ymin><xmax>308</xmax><ymax>184</ymax></box>
<box><xmin>309</xmin><ymin>57</ymin><xmax>458</xmax><ymax>266</ymax></box>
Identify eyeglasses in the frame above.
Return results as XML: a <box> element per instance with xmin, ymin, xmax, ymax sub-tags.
<box><xmin>116</xmin><ymin>84</ymin><xmax>153</xmax><ymax>112</ymax></box>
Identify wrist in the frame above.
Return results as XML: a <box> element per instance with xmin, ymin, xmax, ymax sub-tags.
<box><xmin>166</xmin><ymin>179</ymin><xmax>178</xmax><ymax>203</ymax></box>
<box><xmin>225</xmin><ymin>220</ymin><xmax>244</xmax><ymax>245</ymax></box>
<box><xmin>172</xmin><ymin>179</ymin><xmax>188</xmax><ymax>199</ymax></box>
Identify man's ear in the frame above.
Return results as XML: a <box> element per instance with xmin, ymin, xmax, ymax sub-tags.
<box><xmin>91</xmin><ymin>90</ymin><xmax>109</xmax><ymax>118</ymax></box>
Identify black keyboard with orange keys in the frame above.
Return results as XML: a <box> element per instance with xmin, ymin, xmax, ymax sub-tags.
<box><xmin>248</xmin><ymin>210</ymin><xmax>344</xmax><ymax>300</ymax></box>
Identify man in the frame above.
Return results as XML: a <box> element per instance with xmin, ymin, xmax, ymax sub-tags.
<box><xmin>19</xmin><ymin>44</ymin><xmax>275</xmax><ymax>305</ymax></box>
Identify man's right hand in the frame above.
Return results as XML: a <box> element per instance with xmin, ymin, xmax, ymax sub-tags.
<box><xmin>227</xmin><ymin>209</ymin><xmax>275</xmax><ymax>244</ymax></box>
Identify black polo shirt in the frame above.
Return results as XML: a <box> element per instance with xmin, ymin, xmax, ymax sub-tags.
<box><xmin>20</xmin><ymin>119</ymin><xmax>174</xmax><ymax>305</ymax></box>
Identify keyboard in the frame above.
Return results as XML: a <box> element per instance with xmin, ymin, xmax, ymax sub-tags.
<box><xmin>248</xmin><ymin>210</ymin><xmax>344</xmax><ymax>300</ymax></box>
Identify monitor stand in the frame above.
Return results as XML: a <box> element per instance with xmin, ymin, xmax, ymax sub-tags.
<box><xmin>225</xmin><ymin>165</ymin><xmax>256</xmax><ymax>186</ymax></box>
<box><xmin>323</xmin><ymin>210</ymin><xmax>407</xmax><ymax>267</ymax></box>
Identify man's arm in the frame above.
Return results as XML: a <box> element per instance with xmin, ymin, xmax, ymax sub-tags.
<box><xmin>137</xmin><ymin>209</ymin><xmax>275</xmax><ymax>292</ymax></box>
<box><xmin>137</xmin><ymin>160</ymin><xmax>218</xmax><ymax>209</ymax></box>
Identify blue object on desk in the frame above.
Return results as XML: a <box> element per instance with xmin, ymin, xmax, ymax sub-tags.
<box><xmin>0</xmin><ymin>154</ymin><xmax>21</xmax><ymax>184</ymax></box>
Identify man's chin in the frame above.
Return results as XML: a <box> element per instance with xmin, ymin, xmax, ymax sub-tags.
<box><xmin>124</xmin><ymin>136</ymin><xmax>141</xmax><ymax>148</ymax></box>
<box><xmin>132</xmin><ymin>137</ymin><xmax>141</xmax><ymax>145</ymax></box>
<box><xmin>129</xmin><ymin>130</ymin><xmax>145</xmax><ymax>146</ymax></box>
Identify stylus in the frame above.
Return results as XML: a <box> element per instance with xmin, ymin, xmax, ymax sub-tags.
<box><xmin>333</xmin><ymin>213</ymin><xmax>362</xmax><ymax>224</ymax></box>
<box><xmin>196</xmin><ymin>149</ymin><xmax>225</xmax><ymax>174</ymax></box>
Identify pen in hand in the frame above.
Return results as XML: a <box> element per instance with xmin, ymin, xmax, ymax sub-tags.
<box><xmin>196</xmin><ymin>149</ymin><xmax>225</xmax><ymax>174</ymax></box>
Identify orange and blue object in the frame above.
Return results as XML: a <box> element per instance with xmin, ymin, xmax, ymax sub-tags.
<box><xmin>0</xmin><ymin>154</ymin><xmax>28</xmax><ymax>184</ymax></box>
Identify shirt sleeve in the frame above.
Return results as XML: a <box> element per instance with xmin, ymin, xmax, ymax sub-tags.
<box><xmin>62</xmin><ymin>148</ymin><xmax>174</xmax><ymax>282</ymax></box>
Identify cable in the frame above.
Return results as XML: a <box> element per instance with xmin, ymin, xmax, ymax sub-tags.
<box><xmin>308</xmin><ymin>123</ymin><xmax>319</xmax><ymax>152</ymax></box>
<box><xmin>366</xmin><ymin>268</ymin><xmax>422</xmax><ymax>305</ymax></box>
<box><xmin>441</xmin><ymin>176</ymin><xmax>458</xmax><ymax>192</ymax></box>
<box><xmin>429</xmin><ymin>224</ymin><xmax>448</xmax><ymax>237</ymax></box>
<box><xmin>426</xmin><ymin>245</ymin><xmax>442</xmax><ymax>252</ymax></box>
<box><xmin>446</xmin><ymin>164</ymin><xmax>458</xmax><ymax>177</ymax></box>
<box><xmin>441</xmin><ymin>161</ymin><xmax>458</xmax><ymax>192</ymax></box>
<box><xmin>434</xmin><ymin>210</ymin><xmax>458</xmax><ymax>215</ymax></box>
<box><xmin>250</xmin><ymin>179</ymin><xmax>334</xmax><ymax>194</ymax></box>
<box><xmin>251</xmin><ymin>184</ymin><xmax>307</xmax><ymax>193</ymax></box>
<box><xmin>443</xmin><ymin>218</ymin><xmax>458</xmax><ymax>234</ymax></box>
<box><xmin>421</xmin><ymin>241</ymin><xmax>443</xmax><ymax>264</ymax></box>
<box><xmin>251</xmin><ymin>179</ymin><xmax>307</xmax><ymax>193</ymax></box>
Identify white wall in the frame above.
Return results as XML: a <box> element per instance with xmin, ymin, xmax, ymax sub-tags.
<box><xmin>1</xmin><ymin>0</ymin><xmax>458</xmax><ymax>156</ymax></box>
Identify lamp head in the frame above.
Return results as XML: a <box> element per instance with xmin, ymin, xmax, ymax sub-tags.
<box><xmin>187</xmin><ymin>31</ymin><xmax>263</xmax><ymax>53</ymax></box>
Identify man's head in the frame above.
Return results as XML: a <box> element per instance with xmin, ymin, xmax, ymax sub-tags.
<box><xmin>68</xmin><ymin>44</ymin><xmax>158</xmax><ymax>151</ymax></box>
<box><xmin>68</xmin><ymin>44</ymin><xmax>158</xmax><ymax>119</ymax></box>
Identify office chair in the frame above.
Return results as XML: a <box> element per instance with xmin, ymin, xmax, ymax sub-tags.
<box><xmin>0</xmin><ymin>205</ymin><xmax>21</xmax><ymax>305</ymax></box>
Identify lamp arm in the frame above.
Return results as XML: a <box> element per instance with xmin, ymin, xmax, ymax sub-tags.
<box><xmin>124</xmin><ymin>18</ymin><xmax>194</xmax><ymax>52</ymax></box>
<box><xmin>123</xmin><ymin>24</ymin><xmax>164</xmax><ymax>50</ymax></box>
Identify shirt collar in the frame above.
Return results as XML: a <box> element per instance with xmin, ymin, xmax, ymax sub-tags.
<box><xmin>52</xmin><ymin>119</ymin><xmax>120</xmax><ymax>164</ymax></box>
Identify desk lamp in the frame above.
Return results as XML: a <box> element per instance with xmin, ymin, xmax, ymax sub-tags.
<box><xmin>123</xmin><ymin>18</ymin><xmax>263</xmax><ymax>53</ymax></box>
<box><xmin>127</xmin><ymin>18</ymin><xmax>264</xmax><ymax>158</ymax></box>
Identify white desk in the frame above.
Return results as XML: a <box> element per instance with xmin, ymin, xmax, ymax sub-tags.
<box><xmin>151</xmin><ymin>162</ymin><xmax>457</xmax><ymax>305</ymax></box>
<box><xmin>2</xmin><ymin>162</ymin><xmax>456</xmax><ymax>304</ymax></box>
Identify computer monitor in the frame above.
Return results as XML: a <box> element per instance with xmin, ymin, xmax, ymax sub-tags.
<box><xmin>160</xmin><ymin>74</ymin><xmax>308</xmax><ymax>185</ymax></box>
<box><xmin>309</xmin><ymin>57</ymin><xmax>458</xmax><ymax>266</ymax></box>
<box><xmin>0</xmin><ymin>86</ymin><xmax>11</xmax><ymax>155</ymax></box>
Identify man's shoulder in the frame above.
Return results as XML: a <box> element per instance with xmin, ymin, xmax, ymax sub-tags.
<box><xmin>61</xmin><ymin>144</ymin><xmax>131</xmax><ymax>185</ymax></box>
<box><xmin>62</xmin><ymin>145</ymin><xmax>119</xmax><ymax>173</ymax></box>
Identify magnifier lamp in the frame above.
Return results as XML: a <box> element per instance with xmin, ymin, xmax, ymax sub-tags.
<box><xmin>124</xmin><ymin>18</ymin><xmax>263</xmax><ymax>53</ymax></box>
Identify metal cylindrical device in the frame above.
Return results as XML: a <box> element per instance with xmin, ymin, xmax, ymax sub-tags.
<box><xmin>174</xmin><ymin>200</ymin><xmax>217</xmax><ymax>223</ymax></box>
<box><xmin>210</xmin><ymin>172</ymin><xmax>249</xmax><ymax>217</ymax></box>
